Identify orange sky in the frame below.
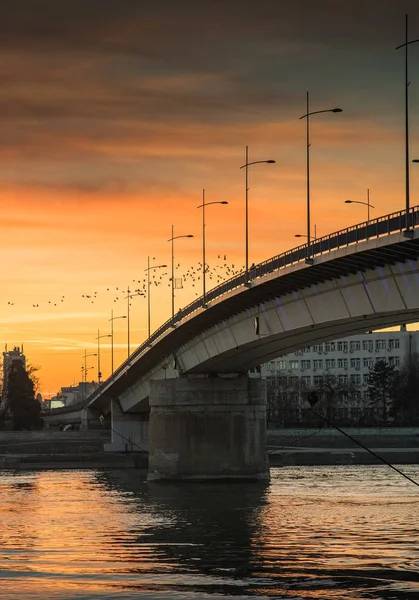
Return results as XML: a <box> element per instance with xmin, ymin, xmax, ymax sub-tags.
<box><xmin>1</xmin><ymin>1</ymin><xmax>419</xmax><ymax>397</ymax></box>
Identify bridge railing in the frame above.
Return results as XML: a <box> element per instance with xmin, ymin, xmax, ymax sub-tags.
<box><xmin>87</xmin><ymin>204</ymin><xmax>419</xmax><ymax>403</ymax></box>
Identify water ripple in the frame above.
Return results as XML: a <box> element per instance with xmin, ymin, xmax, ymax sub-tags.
<box><xmin>1</xmin><ymin>465</ymin><xmax>419</xmax><ymax>598</ymax></box>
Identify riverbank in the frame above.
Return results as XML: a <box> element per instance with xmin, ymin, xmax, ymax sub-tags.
<box><xmin>0</xmin><ymin>452</ymin><xmax>148</xmax><ymax>470</ymax></box>
<box><xmin>267</xmin><ymin>426</ymin><xmax>419</xmax><ymax>466</ymax></box>
<box><xmin>1</xmin><ymin>428</ymin><xmax>419</xmax><ymax>470</ymax></box>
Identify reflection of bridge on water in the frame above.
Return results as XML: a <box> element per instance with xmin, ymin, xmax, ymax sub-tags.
<box><xmin>49</xmin><ymin>207</ymin><xmax>419</xmax><ymax>481</ymax></box>
<box><xmin>95</xmin><ymin>469</ymin><xmax>269</xmax><ymax>587</ymax></box>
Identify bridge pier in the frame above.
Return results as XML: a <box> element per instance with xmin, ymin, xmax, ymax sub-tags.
<box><xmin>104</xmin><ymin>398</ymin><xmax>148</xmax><ymax>452</ymax></box>
<box><xmin>147</xmin><ymin>375</ymin><xmax>269</xmax><ymax>481</ymax></box>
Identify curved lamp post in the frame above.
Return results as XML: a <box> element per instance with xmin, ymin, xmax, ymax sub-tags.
<box><xmin>345</xmin><ymin>189</ymin><xmax>374</xmax><ymax>223</ymax></box>
<box><xmin>125</xmin><ymin>288</ymin><xmax>145</xmax><ymax>358</ymax></box>
<box><xmin>83</xmin><ymin>351</ymin><xmax>97</xmax><ymax>401</ymax></box>
<box><xmin>240</xmin><ymin>147</ymin><xmax>275</xmax><ymax>282</ymax></box>
<box><xmin>295</xmin><ymin>224</ymin><xmax>317</xmax><ymax>241</ymax></box>
<box><xmin>396</xmin><ymin>14</ymin><xmax>419</xmax><ymax>229</ymax></box>
<box><xmin>145</xmin><ymin>257</ymin><xmax>167</xmax><ymax>340</ymax></box>
<box><xmin>300</xmin><ymin>92</ymin><xmax>342</xmax><ymax>257</ymax></box>
<box><xmin>109</xmin><ymin>310</ymin><xmax>127</xmax><ymax>375</ymax></box>
<box><xmin>96</xmin><ymin>330</ymin><xmax>111</xmax><ymax>385</ymax></box>
<box><xmin>168</xmin><ymin>225</ymin><xmax>193</xmax><ymax>321</ymax></box>
<box><xmin>197</xmin><ymin>189</ymin><xmax>228</xmax><ymax>306</ymax></box>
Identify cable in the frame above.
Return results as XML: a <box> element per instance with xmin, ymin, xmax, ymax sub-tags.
<box><xmin>108</xmin><ymin>425</ymin><xmax>148</xmax><ymax>453</ymax></box>
<box><xmin>268</xmin><ymin>427</ymin><xmax>323</xmax><ymax>454</ymax></box>
<box><xmin>308</xmin><ymin>404</ymin><xmax>419</xmax><ymax>489</ymax></box>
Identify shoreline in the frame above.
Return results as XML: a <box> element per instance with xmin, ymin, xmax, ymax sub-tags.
<box><xmin>1</xmin><ymin>448</ymin><xmax>419</xmax><ymax>470</ymax></box>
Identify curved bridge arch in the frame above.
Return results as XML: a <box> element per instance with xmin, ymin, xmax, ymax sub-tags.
<box><xmin>88</xmin><ymin>207</ymin><xmax>419</xmax><ymax>413</ymax></box>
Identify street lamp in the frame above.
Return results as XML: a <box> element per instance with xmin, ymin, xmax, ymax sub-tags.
<box><xmin>82</xmin><ymin>351</ymin><xmax>97</xmax><ymax>401</ymax></box>
<box><xmin>197</xmin><ymin>189</ymin><xmax>228</xmax><ymax>306</ymax></box>
<box><xmin>295</xmin><ymin>224</ymin><xmax>317</xmax><ymax>241</ymax></box>
<box><xmin>109</xmin><ymin>310</ymin><xmax>127</xmax><ymax>375</ymax></box>
<box><xmin>168</xmin><ymin>225</ymin><xmax>193</xmax><ymax>321</ymax></box>
<box><xmin>345</xmin><ymin>189</ymin><xmax>374</xmax><ymax>223</ymax></box>
<box><xmin>145</xmin><ymin>256</ymin><xmax>167</xmax><ymax>340</ymax></box>
<box><xmin>300</xmin><ymin>92</ymin><xmax>342</xmax><ymax>255</ymax></box>
<box><xmin>396</xmin><ymin>14</ymin><xmax>419</xmax><ymax>229</ymax></box>
<box><xmin>125</xmin><ymin>288</ymin><xmax>145</xmax><ymax>359</ymax></box>
<box><xmin>96</xmin><ymin>329</ymin><xmax>111</xmax><ymax>385</ymax></box>
<box><xmin>240</xmin><ymin>147</ymin><xmax>275</xmax><ymax>282</ymax></box>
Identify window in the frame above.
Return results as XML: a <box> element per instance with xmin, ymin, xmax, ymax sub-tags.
<box><xmin>337</xmin><ymin>341</ymin><xmax>348</xmax><ymax>352</ymax></box>
<box><xmin>313</xmin><ymin>360</ymin><xmax>323</xmax><ymax>370</ymax></box>
<box><xmin>388</xmin><ymin>338</ymin><xmax>400</xmax><ymax>350</ymax></box>
<box><xmin>325</xmin><ymin>342</ymin><xmax>335</xmax><ymax>352</ymax></box>
<box><xmin>289</xmin><ymin>360</ymin><xmax>299</xmax><ymax>370</ymax></box>
<box><xmin>313</xmin><ymin>344</ymin><xmax>323</xmax><ymax>353</ymax></box>
<box><xmin>325</xmin><ymin>359</ymin><xmax>335</xmax><ymax>369</ymax></box>
<box><xmin>294</xmin><ymin>349</ymin><xmax>303</xmax><ymax>356</ymax></box>
<box><xmin>303</xmin><ymin>347</ymin><xmax>311</xmax><ymax>353</ymax></box>
<box><xmin>363</xmin><ymin>357</ymin><xmax>374</xmax><ymax>368</ymax></box>
<box><xmin>301</xmin><ymin>376</ymin><xmax>311</xmax><ymax>386</ymax></box>
<box><xmin>338</xmin><ymin>374</ymin><xmax>348</xmax><ymax>384</ymax></box>
<box><xmin>277</xmin><ymin>360</ymin><xmax>287</xmax><ymax>370</ymax></box>
<box><xmin>389</xmin><ymin>356</ymin><xmax>400</xmax><ymax>367</ymax></box>
<box><xmin>301</xmin><ymin>360</ymin><xmax>311</xmax><ymax>370</ymax></box>
<box><xmin>375</xmin><ymin>339</ymin><xmax>386</xmax><ymax>351</ymax></box>
<box><xmin>350</xmin><ymin>341</ymin><xmax>360</xmax><ymax>352</ymax></box>
<box><xmin>313</xmin><ymin>376</ymin><xmax>323</xmax><ymax>386</ymax></box>
<box><xmin>363</xmin><ymin>374</ymin><xmax>370</xmax><ymax>385</ymax></box>
<box><xmin>350</xmin><ymin>358</ymin><xmax>361</xmax><ymax>369</ymax></box>
<box><xmin>363</xmin><ymin>340</ymin><xmax>373</xmax><ymax>352</ymax></box>
<box><xmin>338</xmin><ymin>358</ymin><xmax>348</xmax><ymax>369</ymax></box>
<box><xmin>350</xmin><ymin>374</ymin><xmax>361</xmax><ymax>385</ymax></box>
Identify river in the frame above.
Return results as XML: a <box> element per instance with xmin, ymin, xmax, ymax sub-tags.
<box><xmin>1</xmin><ymin>465</ymin><xmax>418</xmax><ymax>599</ymax></box>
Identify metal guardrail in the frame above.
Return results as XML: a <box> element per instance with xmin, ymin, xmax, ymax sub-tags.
<box><xmin>87</xmin><ymin>205</ymin><xmax>419</xmax><ymax>404</ymax></box>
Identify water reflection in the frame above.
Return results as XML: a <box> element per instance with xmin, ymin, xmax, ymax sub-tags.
<box><xmin>96</xmin><ymin>471</ymin><xmax>269</xmax><ymax>584</ymax></box>
<box><xmin>1</xmin><ymin>466</ymin><xmax>419</xmax><ymax>599</ymax></box>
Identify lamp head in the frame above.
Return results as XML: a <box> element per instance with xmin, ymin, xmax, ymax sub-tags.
<box><xmin>413</xmin><ymin>159</ymin><xmax>419</xmax><ymax>163</ymax></box>
<box><xmin>266</xmin><ymin>160</ymin><xmax>276</xmax><ymax>163</ymax></box>
<box><xmin>220</xmin><ymin>201</ymin><xmax>228</xmax><ymax>205</ymax></box>
<box><xmin>295</xmin><ymin>234</ymin><xmax>304</xmax><ymax>238</ymax></box>
<box><xmin>345</xmin><ymin>200</ymin><xmax>352</xmax><ymax>204</ymax></box>
<box><xmin>332</xmin><ymin>108</ymin><xmax>343</xmax><ymax>113</ymax></box>
<box><xmin>186</xmin><ymin>234</ymin><xmax>194</xmax><ymax>238</ymax></box>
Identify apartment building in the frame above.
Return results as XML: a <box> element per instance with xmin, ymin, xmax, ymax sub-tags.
<box><xmin>252</xmin><ymin>326</ymin><xmax>418</xmax><ymax>424</ymax></box>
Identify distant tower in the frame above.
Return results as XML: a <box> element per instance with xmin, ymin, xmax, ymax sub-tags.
<box><xmin>2</xmin><ymin>346</ymin><xmax>27</xmax><ymax>401</ymax></box>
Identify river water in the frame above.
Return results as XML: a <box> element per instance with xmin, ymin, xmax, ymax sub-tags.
<box><xmin>1</xmin><ymin>465</ymin><xmax>418</xmax><ymax>599</ymax></box>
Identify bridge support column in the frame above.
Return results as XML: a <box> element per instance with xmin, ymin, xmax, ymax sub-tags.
<box><xmin>148</xmin><ymin>375</ymin><xmax>269</xmax><ymax>481</ymax></box>
<box><xmin>104</xmin><ymin>398</ymin><xmax>148</xmax><ymax>452</ymax></box>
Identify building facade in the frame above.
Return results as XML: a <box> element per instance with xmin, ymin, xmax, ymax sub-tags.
<box><xmin>251</xmin><ymin>327</ymin><xmax>419</xmax><ymax>426</ymax></box>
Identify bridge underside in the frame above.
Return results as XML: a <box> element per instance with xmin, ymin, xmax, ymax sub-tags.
<box><xmin>86</xmin><ymin>232</ymin><xmax>419</xmax><ymax>479</ymax></box>
<box><xmin>114</xmin><ymin>251</ymin><xmax>419</xmax><ymax>412</ymax></box>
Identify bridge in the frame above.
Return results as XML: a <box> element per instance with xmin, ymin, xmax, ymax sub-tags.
<box><xmin>85</xmin><ymin>207</ymin><xmax>419</xmax><ymax>481</ymax></box>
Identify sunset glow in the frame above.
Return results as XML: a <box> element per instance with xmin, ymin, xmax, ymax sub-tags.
<box><xmin>1</xmin><ymin>1</ymin><xmax>419</xmax><ymax>397</ymax></box>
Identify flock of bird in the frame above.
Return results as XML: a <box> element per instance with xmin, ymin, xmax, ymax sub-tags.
<box><xmin>4</xmin><ymin>258</ymin><xmax>247</xmax><ymax>310</ymax></box>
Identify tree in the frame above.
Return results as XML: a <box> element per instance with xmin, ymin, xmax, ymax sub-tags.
<box><xmin>306</xmin><ymin>374</ymin><xmax>361</xmax><ymax>426</ymax></box>
<box><xmin>391</xmin><ymin>354</ymin><xmax>419</xmax><ymax>424</ymax></box>
<box><xmin>367</xmin><ymin>360</ymin><xmax>399</xmax><ymax>422</ymax></box>
<box><xmin>266</xmin><ymin>375</ymin><xmax>304</xmax><ymax>426</ymax></box>
<box><xmin>7</xmin><ymin>359</ymin><xmax>42</xmax><ymax>430</ymax></box>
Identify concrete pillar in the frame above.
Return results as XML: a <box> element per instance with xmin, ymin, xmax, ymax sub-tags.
<box><xmin>148</xmin><ymin>375</ymin><xmax>269</xmax><ymax>481</ymax></box>
<box><xmin>104</xmin><ymin>398</ymin><xmax>148</xmax><ymax>452</ymax></box>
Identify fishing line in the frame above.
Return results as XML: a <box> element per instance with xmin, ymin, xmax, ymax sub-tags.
<box><xmin>307</xmin><ymin>392</ymin><xmax>419</xmax><ymax>489</ymax></box>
